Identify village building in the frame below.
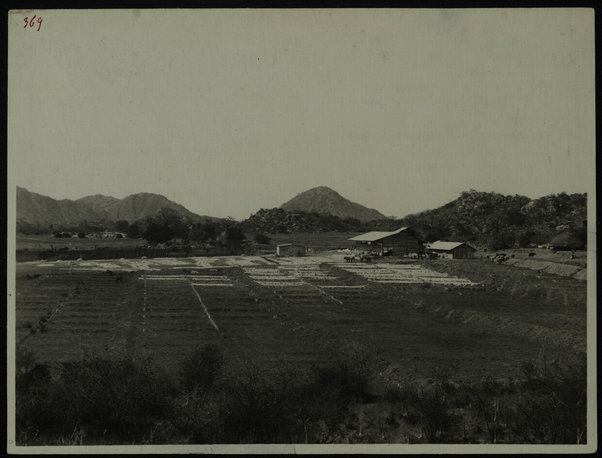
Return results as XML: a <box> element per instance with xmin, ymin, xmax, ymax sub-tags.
<box><xmin>348</xmin><ymin>227</ymin><xmax>421</xmax><ymax>255</ymax></box>
<box><xmin>426</xmin><ymin>241</ymin><xmax>476</xmax><ymax>259</ymax></box>
<box><xmin>276</xmin><ymin>243</ymin><xmax>306</xmax><ymax>257</ymax></box>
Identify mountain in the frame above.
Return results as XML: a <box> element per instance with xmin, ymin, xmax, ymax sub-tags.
<box><xmin>246</xmin><ymin>189</ymin><xmax>587</xmax><ymax>250</ymax></box>
<box><xmin>16</xmin><ymin>187</ymin><xmax>109</xmax><ymax>227</ymax></box>
<box><xmin>394</xmin><ymin>190</ymin><xmax>587</xmax><ymax>249</ymax></box>
<box><xmin>77</xmin><ymin>192</ymin><xmax>218</xmax><ymax>223</ymax></box>
<box><xmin>76</xmin><ymin>194</ymin><xmax>121</xmax><ymax>213</ymax></box>
<box><xmin>241</xmin><ymin>207</ymin><xmax>369</xmax><ymax>234</ymax></box>
<box><xmin>17</xmin><ymin>187</ymin><xmax>220</xmax><ymax>229</ymax></box>
<box><xmin>280</xmin><ymin>186</ymin><xmax>387</xmax><ymax>222</ymax></box>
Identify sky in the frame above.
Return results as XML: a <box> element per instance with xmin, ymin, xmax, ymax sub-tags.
<box><xmin>8</xmin><ymin>8</ymin><xmax>596</xmax><ymax>220</ymax></box>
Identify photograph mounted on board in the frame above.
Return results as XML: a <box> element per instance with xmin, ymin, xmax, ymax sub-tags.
<box><xmin>6</xmin><ymin>8</ymin><xmax>596</xmax><ymax>454</ymax></box>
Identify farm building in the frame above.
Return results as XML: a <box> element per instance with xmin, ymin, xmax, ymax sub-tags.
<box><xmin>348</xmin><ymin>227</ymin><xmax>422</xmax><ymax>255</ymax></box>
<box><xmin>426</xmin><ymin>241</ymin><xmax>476</xmax><ymax>259</ymax></box>
<box><xmin>276</xmin><ymin>243</ymin><xmax>306</xmax><ymax>257</ymax></box>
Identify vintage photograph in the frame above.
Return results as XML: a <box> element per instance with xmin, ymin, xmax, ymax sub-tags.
<box><xmin>7</xmin><ymin>8</ymin><xmax>596</xmax><ymax>454</ymax></box>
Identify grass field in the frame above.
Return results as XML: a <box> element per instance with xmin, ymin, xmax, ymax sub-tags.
<box><xmin>16</xmin><ymin>234</ymin><xmax>145</xmax><ymax>251</ymax></box>
<box><xmin>15</xmin><ymin>254</ymin><xmax>586</xmax><ymax>384</ymax></box>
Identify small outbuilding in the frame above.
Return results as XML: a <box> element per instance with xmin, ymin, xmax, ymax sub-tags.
<box><xmin>426</xmin><ymin>241</ymin><xmax>476</xmax><ymax>259</ymax></box>
<box><xmin>276</xmin><ymin>243</ymin><xmax>306</xmax><ymax>257</ymax></box>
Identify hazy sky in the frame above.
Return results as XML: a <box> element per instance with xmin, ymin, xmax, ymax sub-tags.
<box><xmin>8</xmin><ymin>8</ymin><xmax>595</xmax><ymax>220</ymax></box>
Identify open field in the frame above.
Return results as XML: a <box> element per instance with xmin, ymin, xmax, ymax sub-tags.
<box><xmin>15</xmin><ymin>253</ymin><xmax>586</xmax><ymax>384</ymax></box>
<box><xmin>16</xmin><ymin>234</ymin><xmax>146</xmax><ymax>251</ymax></box>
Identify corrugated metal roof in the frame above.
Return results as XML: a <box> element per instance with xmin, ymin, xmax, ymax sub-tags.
<box><xmin>348</xmin><ymin>227</ymin><xmax>410</xmax><ymax>242</ymax></box>
<box><xmin>427</xmin><ymin>241</ymin><xmax>475</xmax><ymax>251</ymax></box>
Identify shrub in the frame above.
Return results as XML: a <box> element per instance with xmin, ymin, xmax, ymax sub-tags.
<box><xmin>253</xmin><ymin>233</ymin><xmax>271</xmax><ymax>245</ymax></box>
<box><xmin>505</xmin><ymin>356</ymin><xmax>587</xmax><ymax>444</ymax></box>
<box><xmin>179</xmin><ymin>344</ymin><xmax>224</xmax><ymax>392</ymax></box>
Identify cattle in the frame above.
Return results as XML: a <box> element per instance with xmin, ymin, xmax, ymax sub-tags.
<box><xmin>344</xmin><ymin>255</ymin><xmax>356</xmax><ymax>263</ymax></box>
<box><xmin>528</xmin><ymin>252</ymin><xmax>536</xmax><ymax>257</ymax></box>
<box><xmin>115</xmin><ymin>276</ymin><xmax>123</xmax><ymax>283</ymax></box>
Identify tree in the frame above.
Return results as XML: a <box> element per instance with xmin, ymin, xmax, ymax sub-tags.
<box><xmin>189</xmin><ymin>222</ymin><xmax>217</xmax><ymax>243</ymax></box>
<box><xmin>253</xmin><ymin>233</ymin><xmax>271</xmax><ymax>244</ymax></box>
<box><xmin>114</xmin><ymin>220</ymin><xmax>130</xmax><ymax>233</ymax></box>
<box><xmin>143</xmin><ymin>222</ymin><xmax>174</xmax><ymax>244</ymax></box>
<box><xmin>224</xmin><ymin>225</ymin><xmax>246</xmax><ymax>248</ymax></box>
<box><xmin>126</xmin><ymin>223</ymin><xmax>140</xmax><ymax>239</ymax></box>
<box><xmin>142</xmin><ymin>208</ymin><xmax>188</xmax><ymax>244</ymax></box>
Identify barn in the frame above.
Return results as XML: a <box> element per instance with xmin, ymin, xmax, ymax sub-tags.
<box><xmin>426</xmin><ymin>241</ymin><xmax>476</xmax><ymax>259</ymax></box>
<box><xmin>276</xmin><ymin>243</ymin><xmax>306</xmax><ymax>257</ymax></box>
<box><xmin>348</xmin><ymin>227</ymin><xmax>422</xmax><ymax>255</ymax></box>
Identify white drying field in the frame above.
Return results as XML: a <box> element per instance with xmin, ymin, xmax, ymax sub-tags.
<box><xmin>24</xmin><ymin>254</ymin><xmax>477</xmax><ymax>287</ymax></box>
<box><xmin>334</xmin><ymin>263</ymin><xmax>478</xmax><ymax>286</ymax></box>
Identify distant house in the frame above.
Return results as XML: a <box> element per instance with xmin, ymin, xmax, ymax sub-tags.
<box><xmin>99</xmin><ymin>231</ymin><xmax>127</xmax><ymax>239</ymax></box>
<box><xmin>276</xmin><ymin>243</ymin><xmax>306</xmax><ymax>257</ymax></box>
<box><xmin>426</xmin><ymin>241</ymin><xmax>476</xmax><ymax>259</ymax></box>
<box><xmin>348</xmin><ymin>227</ymin><xmax>421</xmax><ymax>255</ymax></box>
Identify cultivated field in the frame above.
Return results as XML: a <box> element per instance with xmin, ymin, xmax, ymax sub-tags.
<box><xmin>15</xmin><ymin>253</ymin><xmax>586</xmax><ymax>384</ymax></box>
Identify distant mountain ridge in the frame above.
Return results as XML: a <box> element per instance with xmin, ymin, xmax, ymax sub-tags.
<box><xmin>244</xmin><ymin>188</ymin><xmax>587</xmax><ymax>250</ymax></box>
<box><xmin>17</xmin><ymin>187</ymin><xmax>219</xmax><ymax>228</ymax></box>
<box><xmin>77</xmin><ymin>192</ymin><xmax>209</xmax><ymax>223</ymax></box>
<box><xmin>280</xmin><ymin>186</ymin><xmax>387</xmax><ymax>222</ymax></box>
<box><xmin>17</xmin><ymin>187</ymin><xmax>108</xmax><ymax>227</ymax></box>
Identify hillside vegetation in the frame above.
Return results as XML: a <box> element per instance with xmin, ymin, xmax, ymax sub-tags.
<box><xmin>243</xmin><ymin>191</ymin><xmax>587</xmax><ymax>250</ymax></box>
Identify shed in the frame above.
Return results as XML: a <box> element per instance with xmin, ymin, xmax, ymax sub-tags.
<box><xmin>426</xmin><ymin>241</ymin><xmax>476</xmax><ymax>259</ymax></box>
<box><xmin>276</xmin><ymin>243</ymin><xmax>306</xmax><ymax>257</ymax></box>
<box><xmin>348</xmin><ymin>227</ymin><xmax>421</xmax><ymax>255</ymax></box>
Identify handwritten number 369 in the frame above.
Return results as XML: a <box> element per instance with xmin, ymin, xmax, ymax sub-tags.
<box><xmin>24</xmin><ymin>15</ymin><xmax>43</xmax><ymax>31</ymax></box>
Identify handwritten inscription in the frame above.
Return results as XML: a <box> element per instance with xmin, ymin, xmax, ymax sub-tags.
<box><xmin>23</xmin><ymin>15</ymin><xmax>43</xmax><ymax>31</ymax></box>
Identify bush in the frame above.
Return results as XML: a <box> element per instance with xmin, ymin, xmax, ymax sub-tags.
<box><xmin>550</xmin><ymin>231</ymin><xmax>585</xmax><ymax>250</ymax></box>
<box><xmin>505</xmin><ymin>356</ymin><xmax>587</xmax><ymax>444</ymax></box>
<box><xmin>16</xmin><ymin>356</ymin><xmax>176</xmax><ymax>444</ymax></box>
<box><xmin>179</xmin><ymin>344</ymin><xmax>224</xmax><ymax>392</ymax></box>
<box><xmin>253</xmin><ymin>233</ymin><xmax>271</xmax><ymax>245</ymax></box>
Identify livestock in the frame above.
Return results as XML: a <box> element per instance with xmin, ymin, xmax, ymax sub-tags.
<box><xmin>115</xmin><ymin>276</ymin><xmax>123</xmax><ymax>283</ymax></box>
<box><xmin>528</xmin><ymin>252</ymin><xmax>536</xmax><ymax>257</ymax></box>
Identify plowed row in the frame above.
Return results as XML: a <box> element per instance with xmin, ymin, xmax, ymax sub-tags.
<box><xmin>15</xmin><ymin>258</ymin><xmax>586</xmax><ymax>382</ymax></box>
